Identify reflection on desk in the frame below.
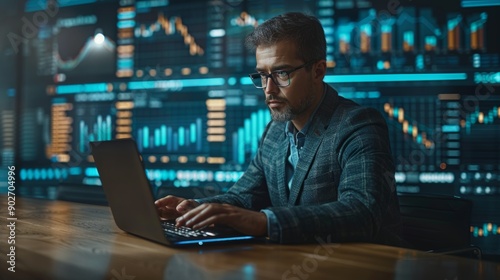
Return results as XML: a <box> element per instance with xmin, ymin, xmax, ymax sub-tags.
<box><xmin>0</xmin><ymin>196</ymin><xmax>498</xmax><ymax>280</ymax></box>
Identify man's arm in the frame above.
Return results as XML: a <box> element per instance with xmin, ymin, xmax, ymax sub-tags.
<box><xmin>195</xmin><ymin>121</ymin><xmax>274</xmax><ymax>209</ymax></box>
<box><xmin>170</xmin><ymin>122</ymin><xmax>274</xmax><ymax>236</ymax></box>
<box><xmin>172</xmin><ymin>142</ymin><xmax>272</xmax><ymax>236</ymax></box>
<box><xmin>175</xmin><ymin>203</ymin><xmax>268</xmax><ymax>236</ymax></box>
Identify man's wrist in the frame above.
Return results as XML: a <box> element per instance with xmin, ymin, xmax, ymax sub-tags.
<box><xmin>261</xmin><ymin>209</ymin><xmax>280</xmax><ymax>241</ymax></box>
<box><xmin>257</xmin><ymin>212</ymin><xmax>268</xmax><ymax>237</ymax></box>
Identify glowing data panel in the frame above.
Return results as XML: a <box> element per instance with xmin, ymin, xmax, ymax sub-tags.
<box><xmin>133</xmin><ymin>2</ymin><xmax>208</xmax><ymax>77</ymax></box>
<box><xmin>14</xmin><ymin>0</ymin><xmax>500</xmax><ymax>256</ymax></box>
<box><xmin>460</xmin><ymin>98</ymin><xmax>500</xmax><ymax>170</ymax></box>
<box><xmin>23</xmin><ymin>2</ymin><xmax>118</xmax><ymax>82</ymax></box>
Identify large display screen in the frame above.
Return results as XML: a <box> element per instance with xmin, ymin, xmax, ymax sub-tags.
<box><xmin>6</xmin><ymin>0</ymin><xmax>500</xmax><ymax>255</ymax></box>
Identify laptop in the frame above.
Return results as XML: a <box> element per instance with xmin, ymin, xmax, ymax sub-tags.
<box><xmin>90</xmin><ymin>138</ymin><xmax>257</xmax><ymax>247</ymax></box>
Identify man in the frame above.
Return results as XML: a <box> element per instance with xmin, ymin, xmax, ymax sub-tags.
<box><xmin>156</xmin><ymin>12</ymin><xmax>404</xmax><ymax>246</ymax></box>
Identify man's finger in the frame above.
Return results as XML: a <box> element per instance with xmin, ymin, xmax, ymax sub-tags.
<box><xmin>175</xmin><ymin>204</ymin><xmax>205</xmax><ymax>226</ymax></box>
<box><xmin>178</xmin><ymin>204</ymin><xmax>223</xmax><ymax>228</ymax></box>
<box><xmin>176</xmin><ymin>199</ymin><xmax>199</xmax><ymax>213</ymax></box>
<box><xmin>155</xmin><ymin>195</ymin><xmax>183</xmax><ymax>208</ymax></box>
<box><xmin>157</xmin><ymin>206</ymin><xmax>181</xmax><ymax>220</ymax></box>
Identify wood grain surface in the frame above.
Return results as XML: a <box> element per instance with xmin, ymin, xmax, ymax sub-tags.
<box><xmin>0</xmin><ymin>196</ymin><xmax>498</xmax><ymax>280</ymax></box>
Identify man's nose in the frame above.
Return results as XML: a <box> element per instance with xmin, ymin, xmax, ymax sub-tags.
<box><xmin>264</xmin><ymin>76</ymin><xmax>279</xmax><ymax>96</ymax></box>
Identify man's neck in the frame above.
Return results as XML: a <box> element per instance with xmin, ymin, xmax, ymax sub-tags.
<box><xmin>291</xmin><ymin>83</ymin><xmax>326</xmax><ymax>131</ymax></box>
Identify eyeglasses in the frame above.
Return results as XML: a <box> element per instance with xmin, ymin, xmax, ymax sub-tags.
<box><xmin>248</xmin><ymin>60</ymin><xmax>314</xmax><ymax>89</ymax></box>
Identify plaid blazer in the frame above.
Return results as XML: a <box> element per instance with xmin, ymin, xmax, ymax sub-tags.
<box><xmin>200</xmin><ymin>84</ymin><xmax>404</xmax><ymax>246</ymax></box>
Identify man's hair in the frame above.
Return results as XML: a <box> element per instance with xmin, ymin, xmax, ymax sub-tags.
<box><xmin>245</xmin><ymin>12</ymin><xmax>326</xmax><ymax>65</ymax></box>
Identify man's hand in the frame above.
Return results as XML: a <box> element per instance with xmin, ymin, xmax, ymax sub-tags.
<box><xmin>176</xmin><ymin>203</ymin><xmax>268</xmax><ymax>237</ymax></box>
<box><xmin>155</xmin><ymin>195</ymin><xmax>200</xmax><ymax>220</ymax></box>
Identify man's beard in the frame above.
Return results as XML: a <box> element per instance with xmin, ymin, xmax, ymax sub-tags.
<box><xmin>267</xmin><ymin>96</ymin><xmax>312</xmax><ymax>122</ymax></box>
<box><xmin>269</xmin><ymin>105</ymin><xmax>295</xmax><ymax>122</ymax></box>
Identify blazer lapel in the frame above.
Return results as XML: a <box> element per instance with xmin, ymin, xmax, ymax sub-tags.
<box><xmin>287</xmin><ymin>85</ymin><xmax>338</xmax><ymax>206</ymax></box>
<box><xmin>287</xmin><ymin>124</ymin><xmax>325</xmax><ymax>206</ymax></box>
<box><xmin>275</xmin><ymin>134</ymin><xmax>290</xmax><ymax>206</ymax></box>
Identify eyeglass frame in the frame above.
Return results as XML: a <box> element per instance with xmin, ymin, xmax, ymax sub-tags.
<box><xmin>248</xmin><ymin>60</ymin><xmax>316</xmax><ymax>89</ymax></box>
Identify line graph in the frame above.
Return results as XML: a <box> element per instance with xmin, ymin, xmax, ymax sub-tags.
<box><xmin>459</xmin><ymin>100</ymin><xmax>500</xmax><ymax>170</ymax></box>
<box><xmin>57</xmin><ymin>32</ymin><xmax>116</xmax><ymax>70</ymax></box>
<box><xmin>383</xmin><ymin>102</ymin><xmax>434</xmax><ymax>149</ymax></box>
<box><xmin>135</xmin><ymin>12</ymin><xmax>204</xmax><ymax>56</ymax></box>
<box><xmin>461</xmin><ymin>106</ymin><xmax>500</xmax><ymax>134</ymax></box>
<box><xmin>133</xmin><ymin>5</ymin><xmax>208</xmax><ymax>75</ymax></box>
<box><xmin>24</xmin><ymin>3</ymin><xmax>119</xmax><ymax>79</ymax></box>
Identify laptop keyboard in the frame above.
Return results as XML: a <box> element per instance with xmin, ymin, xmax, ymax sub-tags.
<box><xmin>162</xmin><ymin>222</ymin><xmax>218</xmax><ymax>238</ymax></box>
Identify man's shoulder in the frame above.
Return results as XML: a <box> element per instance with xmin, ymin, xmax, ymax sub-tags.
<box><xmin>323</xmin><ymin>95</ymin><xmax>388</xmax><ymax>138</ymax></box>
<box><xmin>326</xmin><ymin>96</ymin><xmax>382</xmax><ymax>123</ymax></box>
<box><xmin>315</xmin><ymin>85</ymin><xmax>382</xmax><ymax>121</ymax></box>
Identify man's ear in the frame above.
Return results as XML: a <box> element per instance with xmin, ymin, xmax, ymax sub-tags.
<box><xmin>313</xmin><ymin>60</ymin><xmax>327</xmax><ymax>81</ymax></box>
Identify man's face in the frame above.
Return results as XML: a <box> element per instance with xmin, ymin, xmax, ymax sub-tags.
<box><xmin>255</xmin><ymin>41</ymin><xmax>315</xmax><ymax>124</ymax></box>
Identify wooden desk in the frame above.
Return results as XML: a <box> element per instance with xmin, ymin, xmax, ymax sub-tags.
<box><xmin>0</xmin><ymin>196</ymin><xmax>498</xmax><ymax>280</ymax></box>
